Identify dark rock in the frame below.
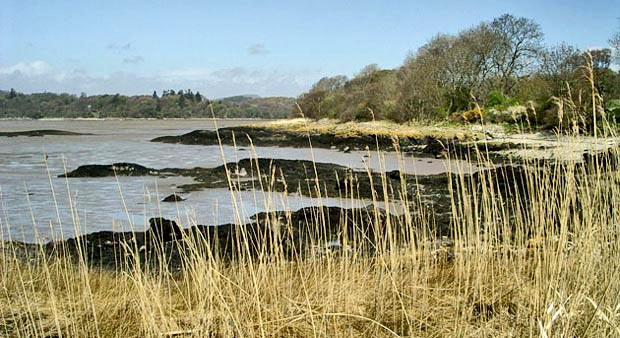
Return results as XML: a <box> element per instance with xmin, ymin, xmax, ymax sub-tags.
<box><xmin>471</xmin><ymin>165</ymin><xmax>530</xmax><ymax>198</ymax></box>
<box><xmin>422</xmin><ymin>137</ymin><xmax>448</xmax><ymax>158</ymax></box>
<box><xmin>148</xmin><ymin>217</ymin><xmax>183</xmax><ymax>242</ymax></box>
<box><xmin>59</xmin><ymin>163</ymin><xmax>155</xmax><ymax>177</ymax></box>
<box><xmin>583</xmin><ymin>146</ymin><xmax>620</xmax><ymax>172</ymax></box>
<box><xmin>0</xmin><ymin>129</ymin><xmax>88</xmax><ymax>137</ymax></box>
<box><xmin>152</xmin><ymin>127</ymin><xmax>398</xmax><ymax>151</ymax></box>
<box><xmin>24</xmin><ymin>205</ymin><xmax>414</xmax><ymax>270</ymax></box>
<box><xmin>162</xmin><ymin>194</ymin><xmax>186</xmax><ymax>202</ymax></box>
<box><xmin>337</xmin><ymin>172</ymin><xmax>357</xmax><ymax>190</ymax></box>
<box><xmin>388</xmin><ymin>170</ymin><xmax>402</xmax><ymax>181</ymax></box>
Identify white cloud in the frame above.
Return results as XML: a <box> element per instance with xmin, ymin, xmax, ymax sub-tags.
<box><xmin>0</xmin><ymin>61</ymin><xmax>54</xmax><ymax>77</ymax></box>
<box><xmin>0</xmin><ymin>61</ymin><xmax>319</xmax><ymax>97</ymax></box>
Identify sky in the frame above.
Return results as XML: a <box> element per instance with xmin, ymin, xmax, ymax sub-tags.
<box><xmin>1</xmin><ymin>0</ymin><xmax>619</xmax><ymax>98</ymax></box>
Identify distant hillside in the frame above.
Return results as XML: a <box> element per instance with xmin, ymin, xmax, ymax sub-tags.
<box><xmin>0</xmin><ymin>89</ymin><xmax>295</xmax><ymax>119</ymax></box>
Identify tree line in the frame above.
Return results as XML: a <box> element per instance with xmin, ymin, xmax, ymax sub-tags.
<box><xmin>0</xmin><ymin>89</ymin><xmax>294</xmax><ymax>119</ymax></box>
<box><xmin>294</xmin><ymin>14</ymin><xmax>620</xmax><ymax>129</ymax></box>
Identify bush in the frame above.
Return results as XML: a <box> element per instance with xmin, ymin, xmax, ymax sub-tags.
<box><xmin>486</xmin><ymin>90</ymin><xmax>518</xmax><ymax>109</ymax></box>
<box><xmin>448</xmin><ymin>107</ymin><xmax>485</xmax><ymax>123</ymax></box>
<box><xmin>607</xmin><ymin>99</ymin><xmax>620</xmax><ymax>122</ymax></box>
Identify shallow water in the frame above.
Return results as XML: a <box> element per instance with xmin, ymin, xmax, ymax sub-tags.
<box><xmin>0</xmin><ymin>119</ymin><xmax>474</xmax><ymax>242</ymax></box>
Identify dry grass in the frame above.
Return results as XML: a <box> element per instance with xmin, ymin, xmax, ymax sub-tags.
<box><xmin>247</xmin><ymin>118</ymin><xmax>479</xmax><ymax>140</ymax></box>
<box><xmin>1</xmin><ymin>138</ymin><xmax>619</xmax><ymax>337</ymax></box>
<box><xmin>2</xmin><ymin>69</ymin><xmax>620</xmax><ymax>337</ymax></box>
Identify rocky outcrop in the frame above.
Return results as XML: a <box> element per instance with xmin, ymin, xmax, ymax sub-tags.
<box><xmin>58</xmin><ymin>158</ymin><xmax>413</xmax><ymax>201</ymax></box>
<box><xmin>59</xmin><ymin>163</ymin><xmax>156</xmax><ymax>177</ymax></box>
<box><xmin>16</xmin><ymin>160</ymin><xmax>565</xmax><ymax>270</ymax></box>
<box><xmin>39</xmin><ymin>206</ymin><xmax>407</xmax><ymax>270</ymax></box>
<box><xmin>148</xmin><ymin>217</ymin><xmax>183</xmax><ymax>242</ymax></box>
<box><xmin>161</xmin><ymin>194</ymin><xmax>186</xmax><ymax>202</ymax></box>
<box><xmin>150</xmin><ymin>126</ymin><xmax>459</xmax><ymax>154</ymax></box>
<box><xmin>0</xmin><ymin>129</ymin><xmax>88</xmax><ymax>137</ymax></box>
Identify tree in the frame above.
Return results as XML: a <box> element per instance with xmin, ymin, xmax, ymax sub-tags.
<box><xmin>195</xmin><ymin>91</ymin><xmax>202</xmax><ymax>102</ymax></box>
<box><xmin>8</xmin><ymin>88</ymin><xmax>17</xmax><ymax>99</ymax></box>
<box><xmin>534</xmin><ymin>43</ymin><xmax>583</xmax><ymax>98</ymax></box>
<box><xmin>610</xmin><ymin>24</ymin><xmax>620</xmax><ymax>64</ymax></box>
<box><xmin>539</xmin><ymin>44</ymin><xmax>581</xmax><ymax>77</ymax></box>
<box><xmin>489</xmin><ymin>14</ymin><xmax>544</xmax><ymax>94</ymax></box>
<box><xmin>186</xmin><ymin>89</ymin><xmax>195</xmax><ymax>102</ymax></box>
<box><xmin>339</xmin><ymin>66</ymin><xmax>398</xmax><ymax>121</ymax></box>
<box><xmin>397</xmin><ymin>25</ymin><xmax>499</xmax><ymax>119</ymax></box>
<box><xmin>356</xmin><ymin>64</ymin><xmax>380</xmax><ymax>78</ymax></box>
<box><xmin>295</xmin><ymin>75</ymin><xmax>347</xmax><ymax>119</ymax></box>
<box><xmin>590</xmin><ymin>48</ymin><xmax>612</xmax><ymax>70</ymax></box>
<box><xmin>153</xmin><ymin>90</ymin><xmax>159</xmax><ymax>99</ymax></box>
<box><xmin>587</xmin><ymin>48</ymin><xmax>620</xmax><ymax>100</ymax></box>
<box><xmin>452</xmin><ymin>23</ymin><xmax>497</xmax><ymax>94</ymax></box>
<box><xmin>397</xmin><ymin>35</ymin><xmax>454</xmax><ymax>120</ymax></box>
<box><xmin>110</xmin><ymin>94</ymin><xmax>120</xmax><ymax>105</ymax></box>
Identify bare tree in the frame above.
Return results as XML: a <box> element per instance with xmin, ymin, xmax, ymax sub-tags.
<box><xmin>610</xmin><ymin>23</ymin><xmax>620</xmax><ymax>64</ymax></box>
<box><xmin>397</xmin><ymin>23</ymin><xmax>505</xmax><ymax>117</ymax></box>
<box><xmin>540</xmin><ymin>44</ymin><xmax>581</xmax><ymax>76</ymax></box>
<box><xmin>490</xmin><ymin>14</ymin><xmax>544</xmax><ymax>94</ymax></box>
<box><xmin>397</xmin><ymin>35</ymin><xmax>454</xmax><ymax>119</ymax></box>
<box><xmin>534</xmin><ymin>43</ymin><xmax>582</xmax><ymax>98</ymax></box>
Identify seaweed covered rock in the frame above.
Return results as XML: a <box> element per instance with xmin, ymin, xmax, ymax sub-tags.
<box><xmin>59</xmin><ymin>163</ymin><xmax>156</xmax><ymax>177</ymax></box>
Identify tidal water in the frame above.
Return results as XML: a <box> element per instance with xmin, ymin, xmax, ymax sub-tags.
<box><xmin>0</xmin><ymin>119</ymin><xmax>473</xmax><ymax>243</ymax></box>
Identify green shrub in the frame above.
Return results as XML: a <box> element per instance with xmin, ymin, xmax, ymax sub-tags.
<box><xmin>607</xmin><ymin>99</ymin><xmax>620</xmax><ymax>122</ymax></box>
<box><xmin>486</xmin><ymin>90</ymin><xmax>519</xmax><ymax>109</ymax></box>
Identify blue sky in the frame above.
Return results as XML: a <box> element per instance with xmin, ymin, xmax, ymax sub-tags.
<box><xmin>1</xmin><ymin>0</ymin><xmax>618</xmax><ymax>98</ymax></box>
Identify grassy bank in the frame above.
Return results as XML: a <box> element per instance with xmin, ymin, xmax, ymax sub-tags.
<box><xmin>247</xmin><ymin>118</ymin><xmax>480</xmax><ymax>140</ymax></box>
<box><xmin>1</xmin><ymin>134</ymin><xmax>620</xmax><ymax>337</ymax></box>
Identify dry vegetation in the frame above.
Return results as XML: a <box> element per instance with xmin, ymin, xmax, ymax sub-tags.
<box><xmin>248</xmin><ymin>118</ymin><xmax>479</xmax><ymax>140</ymax></box>
<box><xmin>2</xmin><ymin>69</ymin><xmax>620</xmax><ymax>337</ymax></box>
<box><xmin>2</xmin><ymin>138</ymin><xmax>620</xmax><ymax>337</ymax></box>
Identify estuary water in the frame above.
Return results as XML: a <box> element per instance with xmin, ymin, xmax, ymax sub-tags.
<box><xmin>0</xmin><ymin>119</ymin><xmax>473</xmax><ymax>243</ymax></box>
